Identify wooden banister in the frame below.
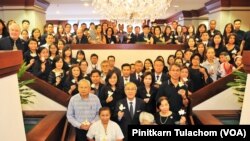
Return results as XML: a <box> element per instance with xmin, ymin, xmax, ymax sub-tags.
<box><xmin>20</xmin><ymin>72</ymin><xmax>71</xmax><ymax>107</ymax></box>
<box><xmin>70</xmin><ymin>44</ymin><xmax>185</xmax><ymax>50</ymax></box>
<box><xmin>0</xmin><ymin>51</ymin><xmax>23</xmax><ymax>78</ymax></box>
<box><xmin>24</xmin><ymin>111</ymin><xmax>66</xmax><ymax>141</ymax></box>
<box><xmin>243</xmin><ymin>51</ymin><xmax>250</xmax><ymax>73</ymax></box>
<box><xmin>190</xmin><ymin>73</ymin><xmax>235</xmax><ymax>107</ymax></box>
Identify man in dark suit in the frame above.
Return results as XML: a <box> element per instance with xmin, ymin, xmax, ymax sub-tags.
<box><xmin>115</xmin><ymin>82</ymin><xmax>145</xmax><ymax>141</ymax></box>
<box><xmin>0</xmin><ymin>23</ymin><xmax>26</xmax><ymax>52</ymax></box>
<box><xmin>119</xmin><ymin>63</ymin><xmax>138</xmax><ymax>89</ymax></box>
<box><xmin>137</xmin><ymin>25</ymin><xmax>152</xmax><ymax>43</ymax></box>
<box><xmin>72</xmin><ymin>28</ymin><xmax>88</xmax><ymax>44</ymax></box>
<box><xmin>153</xmin><ymin>59</ymin><xmax>169</xmax><ymax>89</ymax></box>
<box><xmin>90</xmin><ymin>70</ymin><xmax>104</xmax><ymax>97</ymax></box>
<box><xmin>123</xmin><ymin>25</ymin><xmax>137</xmax><ymax>44</ymax></box>
<box><xmin>131</xmin><ymin>60</ymin><xmax>144</xmax><ymax>86</ymax></box>
<box><xmin>207</xmin><ymin>20</ymin><xmax>220</xmax><ymax>41</ymax></box>
<box><xmin>40</xmin><ymin>23</ymin><xmax>54</xmax><ymax>45</ymax></box>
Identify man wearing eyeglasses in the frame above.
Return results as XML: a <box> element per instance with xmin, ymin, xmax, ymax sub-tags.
<box><xmin>115</xmin><ymin>82</ymin><xmax>145</xmax><ymax>141</ymax></box>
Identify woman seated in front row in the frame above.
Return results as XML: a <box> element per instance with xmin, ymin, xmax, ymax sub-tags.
<box><xmin>154</xmin><ymin>96</ymin><xmax>186</xmax><ymax>125</ymax></box>
<box><xmin>87</xmin><ymin>107</ymin><xmax>124</xmax><ymax>141</ymax></box>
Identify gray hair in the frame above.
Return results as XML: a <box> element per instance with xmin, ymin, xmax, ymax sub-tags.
<box><xmin>139</xmin><ymin>111</ymin><xmax>155</xmax><ymax>125</ymax></box>
<box><xmin>78</xmin><ymin>79</ymin><xmax>91</xmax><ymax>87</ymax></box>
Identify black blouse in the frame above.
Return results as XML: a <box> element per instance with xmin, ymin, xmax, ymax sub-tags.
<box><xmin>32</xmin><ymin>59</ymin><xmax>51</xmax><ymax>81</ymax></box>
<box><xmin>154</xmin><ymin>112</ymin><xmax>179</xmax><ymax>125</ymax></box>
<box><xmin>99</xmin><ymin>85</ymin><xmax>125</xmax><ymax>116</ymax></box>
<box><xmin>23</xmin><ymin>50</ymin><xmax>39</xmax><ymax>72</ymax></box>
<box><xmin>105</xmin><ymin>35</ymin><xmax>117</xmax><ymax>44</ymax></box>
<box><xmin>48</xmin><ymin>70</ymin><xmax>66</xmax><ymax>90</ymax></box>
<box><xmin>137</xmin><ymin>86</ymin><xmax>157</xmax><ymax>114</ymax></box>
<box><xmin>189</xmin><ymin>67</ymin><xmax>213</xmax><ymax>92</ymax></box>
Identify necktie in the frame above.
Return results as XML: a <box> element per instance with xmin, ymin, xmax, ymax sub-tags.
<box><xmin>13</xmin><ymin>41</ymin><xmax>18</xmax><ymax>50</ymax></box>
<box><xmin>156</xmin><ymin>75</ymin><xmax>159</xmax><ymax>81</ymax></box>
<box><xmin>138</xmin><ymin>76</ymin><xmax>141</xmax><ymax>82</ymax></box>
<box><xmin>129</xmin><ymin>102</ymin><xmax>134</xmax><ymax>118</ymax></box>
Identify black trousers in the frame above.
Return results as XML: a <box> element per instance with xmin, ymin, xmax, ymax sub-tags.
<box><xmin>75</xmin><ymin>128</ymin><xmax>87</xmax><ymax>141</ymax></box>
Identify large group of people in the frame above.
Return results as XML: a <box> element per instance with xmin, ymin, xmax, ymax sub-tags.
<box><xmin>0</xmin><ymin>18</ymin><xmax>249</xmax><ymax>141</ymax></box>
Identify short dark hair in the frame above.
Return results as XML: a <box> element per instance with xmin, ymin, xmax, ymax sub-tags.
<box><xmin>27</xmin><ymin>38</ymin><xmax>38</xmax><ymax>45</ymax></box>
<box><xmin>156</xmin><ymin>96</ymin><xmax>169</xmax><ymax>109</ymax></box>
<box><xmin>52</xmin><ymin>55</ymin><xmax>63</xmax><ymax>69</ymax></box>
<box><xmin>234</xmin><ymin>19</ymin><xmax>241</xmax><ymax>23</ymax></box>
<box><xmin>22</xmin><ymin>20</ymin><xmax>30</xmax><ymax>24</ymax></box>
<box><xmin>107</xmin><ymin>55</ymin><xmax>115</xmax><ymax>61</ymax></box>
<box><xmin>121</xmin><ymin>63</ymin><xmax>131</xmax><ymax>70</ymax></box>
<box><xmin>79</xmin><ymin>60</ymin><xmax>88</xmax><ymax>66</ymax></box>
<box><xmin>90</xmin><ymin>53</ymin><xmax>98</xmax><ymax>59</ymax></box>
<box><xmin>143</xmin><ymin>25</ymin><xmax>149</xmax><ymax>29</ymax></box>
<box><xmin>154</xmin><ymin>58</ymin><xmax>164</xmax><ymax>65</ymax></box>
<box><xmin>98</xmin><ymin>107</ymin><xmax>111</xmax><ymax>115</ymax></box>
<box><xmin>90</xmin><ymin>69</ymin><xmax>101</xmax><ymax>76</ymax></box>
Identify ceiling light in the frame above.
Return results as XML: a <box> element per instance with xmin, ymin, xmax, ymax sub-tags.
<box><xmin>84</xmin><ymin>3</ymin><xmax>89</xmax><ymax>7</ymax></box>
<box><xmin>92</xmin><ymin>0</ymin><xmax>172</xmax><ymax>24</ymax></box>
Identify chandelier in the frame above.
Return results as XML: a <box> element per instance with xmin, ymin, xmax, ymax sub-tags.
<box><xmin>92</xmin><ymin>0</ymin><xmax>173</xmax><ymax>24</ymax></box>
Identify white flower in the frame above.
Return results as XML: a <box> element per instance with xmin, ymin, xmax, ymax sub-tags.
<box><xmin>49</xmin><ymin>56</ymin><xmax>54</xmax><ymax>60</ymax></box>
<box><xmin>68</xmin><ymin>64</ymin><xmax>72</xmax><ymax>68</ymax></box>
<box><xmin>146</xmin><ymin>93</ymin><xmax>151</xmax><ymax>97</ymax></box>
<box><xmin>144</xmin><ymin>37</ymin><xmax>149</xmax><ymax>42</ymax></box>
<box><xmin>111</xmin><ymin>41</ymin><xmax>114</xmax><ymax>44</ymax></box>
<box><xmin>149</xmin><ymin>67</ymin><xmax>152</xmax><ymax>70</ymax></box>
<box><xmin>183</xmin><ymin>77</ymin><xmax>188</xmax><ymax>82</ymax></box>
<box><xmin>59</xmin><ymin>50</ymin><xmax>62</xmax><ymax>53</ymax></box>
<box><xmin>30</xmin><ymin>53</ymin><xmax>37</xmax><ymax>57</ymax></box>
<box><xmin>81</xmin><ymin>119</ymin><xmax>90</xmax><ymax>125</ymax></box>
<box><xmin>156</xmin><ymin>80</ymin><xmax>162</xmax><ymax>85</ymax></box>
<box><xmin>119</xmin><ymin>104</ymin><xmax>126</xmax><ymax>111</ymax></box>
<box><xmin>139</xmin><ymin>72</ymin><xmax>143</xmax><ymax>76</ymax></box>
<box><xmin>186</xmin><ymin>35</ymin><xmax>190</xmax><ymax>39</ymax></box>
<box><xmin>232</xmin><ymin>49</ymin><xmax>237</xmax><ymax>54</ymax></box>
<box><xmin>40</xmin><ymin>57</ymin><xmax>45</xmax><ymax>62</ymax></box>
<box><xmin>71</xmin><ymin>79</ymin><xmax>76</xmax><ymax>83</ymax></box>
<box><xmin>55</xmin><ymin>72</ymin><xmax>61</xmax><ymax>77</ymax></box>
<box><xmin>77</xmin><ymin>59</ymin><xmax>81</xmax><ymax>62</ymax></box>
<box><xmin>108</xmin><ymin>91</ymin><xmax>113</xmax><ymax>97</ymax></box>
<box><xmin>91</xmin><ymin>84</ymin><xmax>96</xmax><ymax>89</ymax></box>
<box><xmin>178</xmin><ymin>81</ymin><xmax>184</xmax><ymax>87</ymax></box>
<box><xmin>178</xmin><ymin>109</ymin><xmax>186</xmax><ymax>116</ymax></box>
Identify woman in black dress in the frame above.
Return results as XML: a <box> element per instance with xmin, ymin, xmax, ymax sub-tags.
<box><xmin>154</xmin><ymin>97</ymin><xmax>186</xmax><ymax>125</ymax></box>
<box><xmin>189</xmin><ymin>54</ymin><xmax>213</xmax><ymax>92</ymax></box>
<box><xmin>48</xmin><ymin>55</ymin><xmax>66</xmax><ymax>90</ymax></box>
<box><xmin>105</xmin><ymin>27</ymin><xmax>117</xmax><ymax>44</ymax></box>
<box><xmin>99</xmin><ymin>70</ymin><xmax>124</xmax><ymax>120</ymax></box>
<box><xmin>32</xmin><ymin>47</ymin><xmax>51</xmax><ymax>81</ymax></box>
<box><xmin>137</xmin><ymin>72</ymin><xmax>157</xmax><ymax>114</ymax></box>
<box><xmin>23</xmin><ymin>38</ymin><xmax>39</xmax><ymax>72</ymax></box>
<box><xmin>64</xmin><ymin>65</ymin><xmax>83</xmax><ymax>95</ymax></box>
